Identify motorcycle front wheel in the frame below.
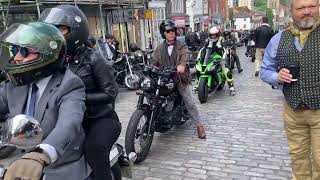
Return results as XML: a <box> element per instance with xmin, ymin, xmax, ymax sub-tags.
<box><xmin>198</xmin><ymin>77</ymin><xmax>209</xmax><ymax>103</ymax></box>
<box><xmin>125</xmin><ymin>109</ymin><xmax>154</xmax><ymax>163</ymax></box>
<box><xmin>124</xmin><ymin>73</ymin><xmax>140</xmax><ymax>90</ymax></box>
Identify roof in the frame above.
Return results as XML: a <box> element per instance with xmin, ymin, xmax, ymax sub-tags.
<box><xmin>231</xmin><ymin>6</ymin><xmax>252</xmax><ymax>18</ymax></box>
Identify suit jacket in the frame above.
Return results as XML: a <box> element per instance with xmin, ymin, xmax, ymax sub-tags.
<box><xmin>152</xmin><ymin>40</ymin><xmax>190</xmax><ymax>86</ymax></box>
<box><xmin>0</xmin><ymin>69</ymin><xmax>90</xmax><ymax>180</ymax></box>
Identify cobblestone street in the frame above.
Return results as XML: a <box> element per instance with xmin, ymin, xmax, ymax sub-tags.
<box><xmin>117</xmin><ymin>46</ymin><xmax>292</xmax><ymax>180</ymax></box>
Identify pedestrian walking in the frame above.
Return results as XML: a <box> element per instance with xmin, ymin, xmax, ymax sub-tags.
<box><xmin>254</xmin><ymin>16</ymin><xmax>274</xmax><ymax>77</ymax></box>
<box><xmin>261</xmin><ymin>0</ymin><xmax>320</xmax><ymax>179</ymax></box>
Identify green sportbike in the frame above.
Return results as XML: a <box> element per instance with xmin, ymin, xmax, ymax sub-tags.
<box><xmin>195</xmin><ymin>44</ymin><xmax>226</xmax><ymax>103</ymax></box>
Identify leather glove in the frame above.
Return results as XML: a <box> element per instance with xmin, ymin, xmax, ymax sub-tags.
<box><xmin>4</xmin><ymin>152</ymin><xmax>50</xmax><ymax>180</ymax></box>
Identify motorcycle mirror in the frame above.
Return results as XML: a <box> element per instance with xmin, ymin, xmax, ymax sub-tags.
<box><xmin>129</xmin><ymin>43</ymin><xmax>140</xmax><ymax>52</ymax></box>
<box><xmin>0</xmin><ymin>114</ymin><xmax>43</xmax><ymax>149</ymax></box>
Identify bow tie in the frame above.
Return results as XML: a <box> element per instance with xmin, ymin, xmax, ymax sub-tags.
<box><xmin>167</xmin><ymin>41</ymin><xmax>175</xmax><ymax>46</ymax></box>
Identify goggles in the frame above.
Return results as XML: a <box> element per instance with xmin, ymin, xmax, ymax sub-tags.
<box><xmin>165</xmin><ymin>29</ymin><xmax>175</xmax><ymax>33</ymax></box>
<box><xmin>11</xmin><ymin>45</ymin><xmax>39</xmax><ymax>58</ymax></box>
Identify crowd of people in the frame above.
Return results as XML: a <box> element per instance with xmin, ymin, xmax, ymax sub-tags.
<box><xmin>0</xmin><ymin>0</ymin><xmax>318</xmax><ymax>179</ymax></box>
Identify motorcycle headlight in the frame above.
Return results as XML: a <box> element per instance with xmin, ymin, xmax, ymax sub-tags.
<box><xmin>207</xmin><ymin>65</ymin><xmax>216</xmax><ymax>72</ymax></box>
<box><xmin>196</xmin><ymin>64</ymin><xmax>202</xmax><ymax>72</ymax></box>
<box><xmin>130</xmin><ymin>55</ymin><xmax>135</xmax><ymax>60</ymax></box>
<box><xmin>140</xmin><ymin>77</ymin><xmax>154</xmax><ymax>92</ymax></box>
<box><xmin>136</xmin><ymin>52</ymin><xmax>143</xmax><ymax>57</ymax></box>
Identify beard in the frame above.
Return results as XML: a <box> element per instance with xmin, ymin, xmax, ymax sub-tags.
<box><xmin>295</xmin><ymin>16</ymin><xmax>318</xmax><ymax>29</ymax></box>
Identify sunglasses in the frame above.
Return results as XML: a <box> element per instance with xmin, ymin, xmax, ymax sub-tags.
<box><xmin>165</xmin><ymin>29</ymin><xmax>175</xmax><ymax>33</ymax></box>
<box><xmin>11</xmin><ymin>45</ymin><xmax>39</xmax><ymax>58</ymax></box>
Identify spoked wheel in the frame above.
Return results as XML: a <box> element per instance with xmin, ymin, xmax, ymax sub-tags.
<box><xmin>124</xmin><ymin>73</ymin><xmax>140</xmax><ymax>90</ymax></box>
<box><xmin>125</xmin><ymin>109</ymin><xmax>154</xmax><ymax>163</ymax></box>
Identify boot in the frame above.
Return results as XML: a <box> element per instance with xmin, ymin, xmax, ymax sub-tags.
<box><xmin>196</xmin><ymin>123</ymin><xmax>206</xmax><ymax>139</ymax></box>
<box><xmin>255</xmin><ymin>71</ymin><xmax>259</xmax><ymax>77</ymax></box>
<box><xmin>229</xmin><ymin>87</ymin><xmax>236</xmax><ymax>96</ymax></box>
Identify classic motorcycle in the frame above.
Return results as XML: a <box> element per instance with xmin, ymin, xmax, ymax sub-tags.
<box><xmin>224</xmin><ymin>45</ymin><xmax>235</xmax><ymax>72</ymax></box>
<box><xmin>113</xmin><ymin>51</ymin><xmax>141</xmax><ymax>90</ymax></box>
<box><xmin>246</xmin><ymin>40</ymin><xmax>256</xmax><ymax>62</ymax></box>
<box><xmin>125</xmin><ymin>65</ymin><xmax>189</xmax><ymax>163</ymax></box>
<box><xmin>129</xmin><ymin>43</ymin><xmax>153</xmax><ymax>66</ymax></box>
<box><xmin>0</xmin><ymin>114</ymin><xmax>136</xmax><ymax>180</ymax></box>
<box><xmin>195</xmin><ymin>42</ymin><xmax>226</xmax><ymax>103</ymax></box>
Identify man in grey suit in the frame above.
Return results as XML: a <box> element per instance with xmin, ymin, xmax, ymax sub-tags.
<box><xmin>0</xmin><ymin>22</ymin><xmax>89</xmax><ymax>180</ymax></box>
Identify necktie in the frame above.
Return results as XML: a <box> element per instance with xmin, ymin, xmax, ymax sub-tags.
<box><xmin>28</xmin><ymin>83</ymin><xmax>38</xmax><ymax>117</ymax></box>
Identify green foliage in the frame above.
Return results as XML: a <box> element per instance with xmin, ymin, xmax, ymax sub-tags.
<box><xmin>254</xmin><ymin>0</ymin><xmax>267</xmax><ymax>11</ymax></box>
<box><xmin>280</xmin><ymin>0</ymin><xmax>289</xmax><ymax>6</ymax></box>
<box><xmin>266</xmin><ymin>8</ymin><xmax>274</xmax><ymax>24</ymax></box>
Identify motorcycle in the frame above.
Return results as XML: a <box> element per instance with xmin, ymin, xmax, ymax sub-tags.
<box><xmin>195</xmin><ymin>41</ymin><xmax>226</xmax><ymax>103</ymax></box>
<box><xmin>125</xmin><ymin>65</ymin><xmax>189</xmax><ymax>163</ymax></box>
<box><xmin>113</xmin><ymin>51</ymin><xmax>141</xmax><ymax>90</ymax></box>
<box><xmin>0</xmin><ymin>114</ymin><xmax>136</xmax><ymax>180</ymax></box>
<box><xmin>224</xmin><ymin>45</ymin><xmax>235</xmax><ymax>72</ymax></box>
<box><xmin>246</xmin><ymin>40</ymin><xmax>256</xmax><ymax>62</ymax></box>
<box><xmin>129</xmin><ymin>43</ymin><xmax>153</xmax><ymax>66</ymax></box>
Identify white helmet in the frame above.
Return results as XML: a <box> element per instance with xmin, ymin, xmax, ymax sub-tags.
<box><xmin>209</xmin><ymin>27</ymin><xmax>220</xmax><ymax>35</ymax></box>
<box><xmin>209</xmin><ymin>27</ymin><xmax>220</xmax><ymax>42</ymax></box>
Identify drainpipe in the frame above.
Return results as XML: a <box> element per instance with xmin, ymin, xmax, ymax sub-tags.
<box><xmin>99</xmin><ymin>0</ymin><xmax>105</xmax><ymax>41</ymax></box>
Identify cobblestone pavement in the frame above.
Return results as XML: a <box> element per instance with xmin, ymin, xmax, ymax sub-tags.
<box><xmin>117</xmin><ymin>46</ymin><xmax>292</xmax><ymax>180</ymax></box>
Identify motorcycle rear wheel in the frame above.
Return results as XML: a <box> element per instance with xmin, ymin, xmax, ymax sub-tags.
<box><xmin>125</xmin><ymin>109</ymin><xmax>154</xmax><ymax>163</ymax></box>
<box><xmin>198</xmin><ymin>78</ymin><xmax>209</xmax><ymax>103</ymax></box>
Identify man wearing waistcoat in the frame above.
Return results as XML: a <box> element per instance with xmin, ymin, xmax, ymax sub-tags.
<box><xmin>153</xmin><ymin>19</ymin><xmax>206</xmax><ymax>139</ymax></box>
<box><xmin>260</xmin><ymin>0</ymin><xmax>320</xmax><ymax>179</ymax></box>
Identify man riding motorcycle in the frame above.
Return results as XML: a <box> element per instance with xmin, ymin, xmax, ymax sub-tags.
<box><xmin>39</xmin><ymin>5</ymin><xmax>121</xmax><ymax>180</ymax></box>
<box><xmin>200</xmin><ymin>27</ymin><xmax>236</xmax><ymax>96</ymax></box>
<box><xmin>223</xmin><ymin>30</ymin><xmax>243</xmax><ymax>73</ymax></box>
<box><xmin>153</xmin><ymin>19</ymin><xmax>206</xmax><ymax>139</ymax></box>
<box><xmin>0</xmin><ymin>22</ymin><xmax>88</xmax><ymax>180</ymax></box>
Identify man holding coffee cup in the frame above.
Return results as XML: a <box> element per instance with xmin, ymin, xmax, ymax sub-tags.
<box><xmin>260</xmin><ymin>0</ymin><xmax>320</xmax><ymax>179</ymax></box>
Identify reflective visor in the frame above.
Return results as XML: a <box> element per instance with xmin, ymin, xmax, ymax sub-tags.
<box><xmin>0</xmin><ymin>23</ymin><xmax>44</xmax><ymax>52</ymax></box>
<box><xmin>39</xmin><ymin>8</ymin><xmax>79</xmax><ymax>27</ymax></box>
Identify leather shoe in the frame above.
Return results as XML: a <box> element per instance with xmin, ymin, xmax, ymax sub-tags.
<box><xmin>196</xmin><ymin>123</ymin><xmax>206</xmax><ymax>139</ymax></box>
<box><xmin>238</xmin><ymin>69</ymin><xmax>243</xmax><ymax>73</ymax></box>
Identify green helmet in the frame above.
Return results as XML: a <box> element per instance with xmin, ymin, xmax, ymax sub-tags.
<box><xmin>0</xmin><ymin>22</ymin><xmax>66</xmax><ymax>86</ymax></box>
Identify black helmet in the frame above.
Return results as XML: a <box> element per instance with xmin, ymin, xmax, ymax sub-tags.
<box><xmin>223</xmin><ymin>30</ymin><xmax>231</xmax><ymax>37</ymax></box>
<box><xmin>87</xmin><ymin>35</ymin><xmax>96</xmax><ymax>48</ymax></box>
<box><xmin>159</xmin><ymin>19</ymin><xmax>177</xmax><ymax>39</ymax></box>
<box><xmin>39</xmin><ymin>5</ymin><xmax>89</xmax><ymax>54</ymax></box>
<box><xmin>0</xmin><ymin>22</ymin><xmax>66</xmax><ymax>86</ymax></box>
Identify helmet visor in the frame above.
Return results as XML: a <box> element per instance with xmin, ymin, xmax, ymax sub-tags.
<box><xmin>39</xmin><ymin>8</ymin><xmax>78</xmax><ymax>27</ymax></box>
<box><xmin>0</xmin><ymin>23</ymin><xmax>61</xmax><ymax>53</ymax></box>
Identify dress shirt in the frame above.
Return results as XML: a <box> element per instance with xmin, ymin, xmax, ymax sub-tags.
<box><xmin>25</xmin><ymin>75</ymin><xmax>58</xmax><ymax>163</ymax></box>
<box><xmin>260</xmin><ymin>31</ymin><xmax>303</xmax><ymax>87</ymax></box>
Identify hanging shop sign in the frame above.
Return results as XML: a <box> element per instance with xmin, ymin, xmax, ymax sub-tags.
<box><xmin>171</xmin><ymin>16</ymin><xmax>185</xmax><ymax>28</ymax></box>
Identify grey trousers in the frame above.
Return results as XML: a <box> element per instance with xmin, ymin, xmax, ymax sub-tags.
<box><xmin>177</xmin><ymin>83</ymin><xmax>201</xmax><ymax>123</ymax></box>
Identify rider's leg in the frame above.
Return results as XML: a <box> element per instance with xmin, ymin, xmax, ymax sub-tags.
<box><xmin>233</xmin><ymin>54</ymin><xmax>243</xmax><ymax>73</ymax></box>
<box><xmin>177</xmin><ymin>83</ymin><xmax>206</xmax><ymax>139</ymax></box>
<box><xmin>222</xmin><ymin>64</ymin><xmax>236</xmax><ymax>96</ymax></box>
<box><xmin>84</xmin><ymin>111</ymin><xmax>122</xmax><ymax>180</ymax></box>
